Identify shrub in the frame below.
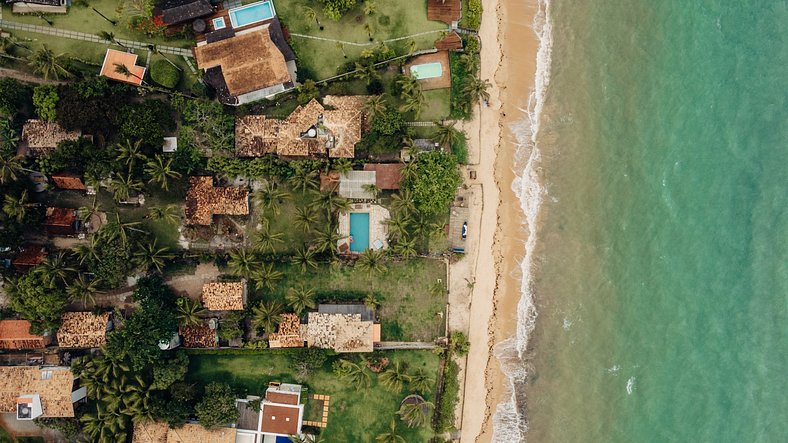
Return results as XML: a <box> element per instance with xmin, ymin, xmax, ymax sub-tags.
<box><xmin>150</xmin><ymin>59</ymin><xmax>181</xmax><ymax>89</ymax></box>
<box><xmin>32</xmin><ymin>85</ymin><xmax>59</xmax><ymax>122</ymax></box>
<box><xmin>434</xmin><ymin>359</ymin><xmax>460</xmax><ymax>432</ymax></box>
<box><xmin>461</xmin><ymin>0</ymin><xmax>483</xmax><ymax>31</ymax></box>
<box><xmin>451</xmin><ymin>132</ymin><xmax>469</xmax><ymax>165</ymax></box>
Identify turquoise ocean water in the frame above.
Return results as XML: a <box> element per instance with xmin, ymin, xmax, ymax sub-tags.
<box><xmin>494</xmin><ymin>1</ymin><xmax>787</xmax><ymax>441</ymax></box>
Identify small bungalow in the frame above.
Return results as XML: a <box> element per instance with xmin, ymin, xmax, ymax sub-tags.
<box><xmin>19</xmin><ymin>120</ymin><xmax>81</xmax><ymax>157</ymax></box>
<box><xmin>363</xmin><ymin>163</ymin><xmax>404</xmax><ymax>190</ymax></box>
<box><xmin>50</xmin><ymin>173</ymin><xmax>87</xmax><ymax>191</ymax></box>
<box><xmin>56</xmin><ymin>312</ymin><xmax>111</xmax><ymax>349</ymax></box>
<box><xmin>0</xmin><ymin>366</ymin><xmax>86</xmax><ymax>421</ymax></box>
<box><xmin>235</xmin><ymin>96</ymin><xmax>369</xmax><ymax>159</ymax></box>
<box><xmin>44</xmin><ymin>207</ymin><xmax>80</xmax><ymax>237</ymax></box>
<box><xmin>100</xmin><ymin>49</ymin><xmax>146</xmax><ymax>86</ymax></box>
<box><xmin>201</xmin><ymin>281</ymin><xmax>247</xmax><ymax>311</ymax></box>
<box><xmin>179</xmin><ymin>323</ymin><xmax>217</xmax><ymax>348</ymax></box>
<box><xmin>268</xmin><ymin>313</ymin><xmax>305</xmax><ymax>349</ymax></box>
<box><xmin>0</xmin><ymin>320</ymin><xmax>51</xmax><ymax>350</ymax></box>
<box><xmin>12</xmin><ymin>245</ymin><xmax>47</xmax><ymax>273</ymax></box>
<box><xmin>236</xmin><ymin>383</ymin><xmax>305</xmax><ymax>441</ymax></box>
<box><xmin>184</xmin><ymin>176</ymin><xmax>249</xmax><ymax>225</ymax></box>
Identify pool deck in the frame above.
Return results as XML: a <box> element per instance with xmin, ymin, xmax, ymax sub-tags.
<box><xmin>403</xmin><ymin>51</ymin><xmax>451</xmax><ymax>90</ymax></box>
<box><xmin>196</xmin><ymin>6</ymin><xmax>276</xmax><ymax>42</ymax></box>
<box><xmin>337</xmin><ymin>204</ymin><xmax>390</xmax><ymax>254</ymax></box>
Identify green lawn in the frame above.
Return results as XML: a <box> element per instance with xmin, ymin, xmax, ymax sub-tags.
<box><xmin>253</xmin><ymin>257</ymin><xmax>447</xmax><ymax>341</ymax></box>
<box><xmin>421</xmin><ymin>89</ymin><xmax>452</xmax><ymax>122</ymax></box>
<box><xmin>274</xmin><ymin>0</ymin><xmax>447</xmax><ymax>79</ymax></box>
<box><xmin>187</xmin><ymin>350</ymin><xmax>441</xmax><ymax>442</ymax></box>
<box><xmin>247</xmin><ymin>186</ymin><xmax>328</xmax><ymax>254</ymax></box>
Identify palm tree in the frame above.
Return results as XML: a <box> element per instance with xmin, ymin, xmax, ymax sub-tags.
<box><xmin>363</xmin><ymin>23</ymin><xmax>374</xmax><ymax>41</ymax></box>
<box><xmin>35</xmin><ymin>251</ymin><xmax>76</xmax><ymax>288</ymax></box>
<box><xmin>147</xmin><ymin>204</ymin><xmax>181</xmax><ymax>225</ymax></box>
<box><xmin>133</xmin><ymin>239</ymin><xmax>174</xmax><ymax>273</ymax></box>
<box><xmin>144</xmin><ymin>155</ymin><xmax>181</xmax><ymax>191</ymax></box>
<box><xmin>397</xmin><ymin>75</ymin><xmax>419</xmax><ymax>96</ymax></box>
<box><xmin>405</xmin><ymin>39</ymin><xmax>417</xmax><ymax>55</ymax></box>
<box><xmin>364</xmin><ymin>95</ymin><xmax>387</xmax><ymax>122</ymax></box>
<box><xmin>334</xmin><ymin>359</ymin><xmax>371</xmax><ymax>390</ymax></box>
<box><xmin>109</xmin><ymin>173</ymin><xmax>143</xmax><ymax>202</ymax></box>
<box><xmin>356</xmin><ymin>249</ymin><xmax>387</xmax><ymax>275</ymax></box>
<box><xmin>115</xmin><ymin>139</ymin><xmax>146</xmax><ymax>172</ymax></box>
<box><xmin>251</xmin><ymin>263</ymin><xmax>283</xmax><ymax>291</ymax></box>
<box><xmin>459</xmin><ymin>53</ymin><xmax>480</xmax><ymax>74</ymax></box>
<box><xmin>413</xmin><ymin>212</ymin><xmax>441</xmax><ymax>242</ymax></box>
<box><xmin>227</xmin><ymin>249</ymin><xmax>261</xmax><ymax>279</ymax></box>
<box><xmin>28</xmin><ymin>46</ymin><xmax>71</xmax><ymax>80</ymax></box>
<box><xmin>335</xmin><ymin>41</ymin><xmax>347</xmax><ymax>58</ymax></box>
<box><xmin>255</xmin><ymin>222</ymin><xmax>285</xmax><ymax>253</ymax></box>
<box><xmin>375</xmin><ymin>419</ymin><xmax>405</xmax><ymax>443</ymax></box>
<box><xmin>99</xmin><ymin>213</ymin><xmax>144</xmax><ymax>247</ymax></box>
<box><xmin>67</xmin><ymin>274</ymin><xmax>102</xmax><ymax>306</ymax></box>
<box><xmin>363</xmin><ymin>293</ymin><xmax>379</xmax><ymax>309</ymax></box>
<box><xmin>0</xmin><ymin>154</ymin><xmax>22</xmax><ymax>185</ymax></box>
<box><xmin>362</xmin><ymin>184</ymin><xmax>381</xmax><ymax>199</ymax></box>
<box><xmin>384</xmin><ymin>210</ymin><xmax>410</xmax><ymax>241</ymax></box>
<box><xmin>400</xmin><ymin>87</ymin><xmax>425</xmax><ymax>117</ymax></box>
<box><xmin>97</xmin><ymin>31</ymin><xmax>126</xmax><ymax>49</ymax></box>
<box><xmin>408</xmin><ymin>368</ymin><xmax>433</xmax><ymax>394</ymax></box>
<box><xmin>291</xmin><ymin>246</ymin><xmax>318</xmax><ymax>273</ymax></box>
<box><xmin>251</xmin><ymin>300</ymin><xmax>284</xmax><ymax>335</ymax></box>
<box><xmin>288</xmin><ymin>168</ymin><xmax>319</xmax><ymax>193</ymax></box>
<box><xmin>314</xmin><ymin>224</ymin><xmax>341</xmax><ymax>256</ymax></box>
<box><xmin>379</xmin><ymin>361</ymin><xmax>411</xmax><ymax>393</ymax></box>
<box><xmin>285</xmin><ymin>285</ymin><xmax>316</xmax><ymax>315</ymax></box>
<box><xmin>146</xmin><ymin>44</ymin><xmax>181</xmax><ymax>70</ymax></box>
<box><xmin>176</xmin><ymin>297</ymin><xmax>205</xmax><ymax>326</ymax></box>
<box><xmin>302</xmin><ymin>6</ymin><xmax>322</xmax><ymax>30</ymax></box>
<box><xmin>463</xmin><ymin>76</ymin><xmax>492</xmax><ymax>106</ymax></box>
<box><xmin>397</xmin><ymin>395</ymin><xmax>434</xmax><ymax>428</ymax></box>
<box><xmin>354</xmin><ymin>62</ymin><xmax>379</xmax><ymax>85</ymax></box>
<box><xmin>2</xmin><ymin>190</ymin><xmax>27</xmax><ymax>222</ymax></box>
<box><xmin>392</xmin><ymin>236</ymin><xmax>417</xmax><ymax>258</ymax></box>
<box><xmin>391</xmin><ymin>190</ymin><xmax>416</xmax><ymax>214</ymax></box>
<box><xmin>114</xmin><ymin>62</ymin><xmax>143</xmax><ymax>84</ymax></box>
<box><xmin>293</xmin><ymin>206</ymin><xmax>318</xmax><ymax>234</ymax></box>
<box><xmin>71</xmin><ymin>241</ymin><xmax>98</xmax><ymax>265</ymax></box>
<box><xmin>256</xmin><ymin>182</ymin><xmax>290</xmax><ymax>216</ymax></box>
<box><xmin>331</xmin><ymin>158</ymin><xmax>353</xmax><ymax>174</ymax></box>
<box><xmin>435</xmin><ymin>121</ymin><xmax>462</xmax><ymax>148</ymax></box>
<box><xmin>309</xmin><ymin>191</ymin><xmax>349</xmax><ymax>217</ymax></box>
<box><xmin>364</xmin><ymin>0</ymin><xmax>376</xmax><ymax>15</ymax></box>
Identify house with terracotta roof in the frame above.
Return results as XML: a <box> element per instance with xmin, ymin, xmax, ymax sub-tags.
<box><xmin>235</xmin><ymin>96</ymin><xmax>369</xmax><ymax>159</ymax></box>
<box><xmin>435</xmin><ymin>31</ymin><xmax>463</xmax><ymax>51</ymax></box>
<box><xmin>12</xmin><ymin>245</ymin><xmax>47</xmax><ymax>273</ymax></box>
<box><xmin>56</xmin><ymin>312</ymin><xmax>111</xmax><ymax>348</ymax></box>
<box><xmin>50</xmin><ymin>173</ymin><xmax>87</xmax><ymax>191</ymax></box>
<box><xmin>194</xmin><ymin>25</ymin><xmax>296</xmax><ymax>105</ymax></box>
<box><xmin>0</xmin><ymin>320</ymin><xmax>51</xmax><ymax>350</ymax></box>
<box><xmin>132</xmin><ymin>421</ymin><xmax>237</xmax><ymax>443</ymax></box>
<box><xmin>180</xmin><ymin>323</ymin><xmax>217</xmax><ymax>348</ymax></box>
<box><xmin>202</xmin><ymin>281</ymin><xmax>246</xmax><ymax>311</ymax></box>
<box><xmin>427</xmin><ymin>0</ymin><xmax>461</xmax><ymax>25</ymax></box>
<box><xmin>0</xmin><ymin>366</ymin><xmax>86</xmax><ymax>421</ymax></box>
<box><xmin>268</xmin><ymin>313</ymin><xmax>304</xmax><ymax>349</ymax></box>
<box><xmin>44</xmin><ymin>207</ymin><xmax>80</xmax><ymax>236</ymax></box>
<box><xmin>100</xmin><ymin>49</ymin><xmax>146</xmax><ymax>86</ymax></box>
<box><xmin>363</xmin><ymin>163</ymin><xmax>404</xmax><ymax>190</ymax></box>
<box><xmin>184</xmin><ymin>176</ymin><xmax>249</xmax><ymax>225</ymax></box>
<box><xmin>235</xmin><ymin>383</ymin><xmax>304</xmax><ymax>442</ymax></box>
<box><xmin>19</xmin><ymin>120</ymin><xmax>81</xmax><ymax>157</ymax></box>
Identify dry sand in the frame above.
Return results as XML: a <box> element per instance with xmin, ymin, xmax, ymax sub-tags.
<box><xmin>459</xmin><ymin>0</ymin><xmax>541</xmax><ymax>442</ymax></box>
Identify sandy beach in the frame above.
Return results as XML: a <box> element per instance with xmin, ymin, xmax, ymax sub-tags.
<box><xmin>458</xmin><ymin>0</ymin><xmax>541</xmax><ymax>441</ymax></box>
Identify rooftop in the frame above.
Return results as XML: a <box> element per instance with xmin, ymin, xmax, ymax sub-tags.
<box><xmin>44</xmin><ymin>207</ymin><xmax>76</xmax><ymax>228</ymax></box>
<box><xmin>56</xmin><ymin>312</ymin><xmax>110</xmax><ymax>348</ymax></box>
<box><xmin>427</xmin><ymin>0</ymin><xmax>461</xmax><ymax>24</ymax></box>
<box><xmin>305</xmin><ymin>312</ymin><xmax>376</xmax><ymax>353</ymax></box>
<box><xmin>261</xmin><ymin>403</ymin><xmax>300</xmax><ymax>436</ymax></box>
<box><xmin>201</xmin><ymin>281</ymin><xmax>246</xmax><ymax>311</ymax></box>
<box><xmin>50</xmin><ymin>173</ymin><xmax>86</xmax><ymax>191</ymax></box>
<box><xmin>184</xmin><ymin>176</ymin><xmax>249</xmax><ymax>225</ymax></box>
<box><xmin>0</xmin><ymin>320</ymin><xmax>50</xmax><ymax>350</ymax></box>
<box><xmin>0</xmin><ymin>366</ymin><xmax>75</xmax><ymax>418</ymax></box>
<box><xmin>180</xmin><ymin>324</ymin><xmax>217</xmax><ymax>348</ymax></box>
<box><xmin>363</xmin><ymin>163</ymin><xmax>403</xmax><ymax>189</ymax></box>
<box><xmin>338</xmin><ymin>171</ymin><xmax>377</xmax><ymax>200</ymax></box>
<box><xmin>194</xmin><ymin>27</ymin><xmax>291</xmax><ymax>98</ymax></box>
<box><xmin>167</xmin><ymin>423</ymin><xmax>236</xmax><ymax>443</ymax></box>
<box><xmin>100</xmin><ymin>49</ymin><xmax>146</xmax><ymax>86</ymax></box>
<box><xmin>435</xmin><ymin>31</ymin><xmax>463</xmax><ymax>51</ymax></box>
<box><xmin>20</xmin><ymin>120</ymin><xmax>81</xmax><ymax>156</ymax></box>
<box><xmin>12</xmin><ymin>245</ymin><xmax>47</xmax><ymax>270</ymax></box>
<box><xmin>267</xmin><ymin>313</ymin><xmax>304</xmax><ymax>348</ymax></box>
<box><xmin>155</xmin><ymin>0</ymin><xmax>213</xmax><ymax>26</ymax></box>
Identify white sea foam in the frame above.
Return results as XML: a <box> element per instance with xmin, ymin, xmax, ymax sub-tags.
<box><xmin>491</xmin><ymin>0</ymin><xmax>554</xmax><ymax>442</ymax></box>
<box><xmin>626</xmin><ymin>377</ymin><xmax>636</xmax><ymax>395</ymax></box>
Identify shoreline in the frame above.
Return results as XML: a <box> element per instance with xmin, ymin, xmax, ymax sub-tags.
<box><xmin>459</xmin><ymin>0</ymin><xmax>542</xmax><ymax>442</ymax></box>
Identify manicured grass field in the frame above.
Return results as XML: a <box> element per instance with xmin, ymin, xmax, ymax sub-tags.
<box><xmin>272</xmin><ymin>0</ymin><xmax>447</xmax><ymax>79</ymax></box>
<box><xmin>256</xmin><ymin>257</ymin><xmax>448</xmax><ymax>341</ymax></box>
<box><xmin>187</xmin><ymin>350</ymin><xmax>441</xmax><ymax>442</ymax></box>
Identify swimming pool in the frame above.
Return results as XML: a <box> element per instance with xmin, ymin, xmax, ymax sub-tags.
<box><xmin>349</xmin><ymin>212</ymin><xmax>370</xmax><ymax>252</ymax></box>
<box><xmin>212</xmin><ymin>17</ymin><xmax>226</xmax><ymax>30</ymax></box>
<box><xmin>410</xmin><ymin>62</ymin><xmax>443</xmax><ymax>79</ymax></box>
<box><xmin>228</xmin><ymin>1</ymin><xmax>275</xmax><ymax>29</ymax></box>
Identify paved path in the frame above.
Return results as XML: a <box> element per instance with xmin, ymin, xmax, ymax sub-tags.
<box><xmin>0</xmin><ymin>19</ymin><xmax>193</xmax><ymax>56</ymax></box>
<box><xmin>290</xmin><ymin>29</ymin><xmax>444</xmax><ymax>47</ymax></box>
<box><xmin>0</xmin><ymin>67</ymin><xmax>65</xmax><ymax>84</ymax></box>
<box><xmin>375</xmin><ymin>341</ymin><xmax>438</xmax><ymax>350</ymax></box>
<box><xmin>406</xmin><ymin>121</ymin><xmax>438</xmax><ymax>127</ymax></box>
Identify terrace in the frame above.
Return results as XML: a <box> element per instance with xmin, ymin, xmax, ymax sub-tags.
<box><xmin>404</xmin><ymin>51</ymin><xmax>452</xmax><ymax>91</ymax></box>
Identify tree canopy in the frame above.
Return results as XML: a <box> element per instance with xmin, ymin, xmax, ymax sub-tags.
<box><xmin>401</xmin><ymin>151</ymin><xmax>461</xmax><ymax>215</ymax></box>
<box><xmin>8</xmin><ymin>271</ymin><xmax>69</xmax><ymax>334</ymax></box>
<box><xmin>195</xmin><ymin>382</ymin><xmax>239</xmax><ymax>428</ymax></box>
<box><xmin>32</xmin><ymin>85</ymin><xmax>59</xmax><ymax>122</ymax></box>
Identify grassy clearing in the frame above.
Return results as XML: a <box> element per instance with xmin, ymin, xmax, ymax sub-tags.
<box><xmin>247</xmin><ymin>186</ymin><xmax>329</xmax><ymax>254</ymax></box>
<box><xmin>421</xmin><ymin>88</ymin><xmax>452</xmax><ymax>122</ymax></box>
<box><xmin>274</xmin><ymin>0</ymin><xmax>447</xmax><ymax>79</ymax></box>
<box><xmin>253</xmin><ymin>257</ymin><xmax>447</xmax><ymax>341</ymax></box>
<box><xmin>186</xmin><ymin>350</ymin><xmax>441</xmax><ymax>442</ymax></box>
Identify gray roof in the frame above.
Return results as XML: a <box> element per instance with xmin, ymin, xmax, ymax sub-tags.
<box><xmin>338</xmin><ymin>171</ymin><xmax>376</xmax><ymax>200</ymax></box>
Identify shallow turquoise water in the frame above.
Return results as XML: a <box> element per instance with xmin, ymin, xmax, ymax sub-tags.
<box><xmin>521</xmin><ymin>1</ymin><xmax>787</xmax><ymax>442</ymax></box>
<box><xmin>349</xmin><ymin>212</ymin><xmax>370</xmax><ymax>252</ymax></box>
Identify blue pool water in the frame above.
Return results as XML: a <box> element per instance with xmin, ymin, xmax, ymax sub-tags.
<box><xmin>228</xmin><ymin>1</ymin><xmax>275</xmax><ymax>28</ymax></box>
<box><xmin>275</xmin><ymin>437</ymin><xmax>290</xmax><ymax>443</ymax></box>
<box><xmin>410</xmin><ymin>62</ymin><xmax>443</xmax><ymax>79</ymax></box>
<box><xmin>349</xmin><ymin>212</ymin><xmax>370</xmax><ymax>252</ymax></box>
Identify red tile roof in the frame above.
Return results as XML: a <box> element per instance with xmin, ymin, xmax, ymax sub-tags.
<box><xmin>261</xmin><ymin>403</ymin><xmax>300</xmax><ymax>436</ymax></box>
<box><xmin>363</xmin><ymin>163</ymin><xmax>403</xmax><ymax>189</ymax></box>
<box><xmin>100</xmin><ymin>49</ymin><xmax>146</xmax><ymax>86</ymax></box>
<box><xmin>12</xmin><ymin>246</ymin><xmax>47</xmax><ymax>271</ymax></box>
<box><xmin>435</xmin><ymin>31</ymin><xmax>463</xmax><ymax>50</ymax></box>
<box><xmin>427</xmin><ymin>0</ymin><xmax>461</xmax><ymax>24</ymax></box>
<box><xmin>0</xmin><ymin>320</ymin><xmax>50</xmax><ymax>349</ymax></box>
<box><xmin>50</xmin><ymin>174</ymin><xmax>86</xmax><ymax>191</ymax></box>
